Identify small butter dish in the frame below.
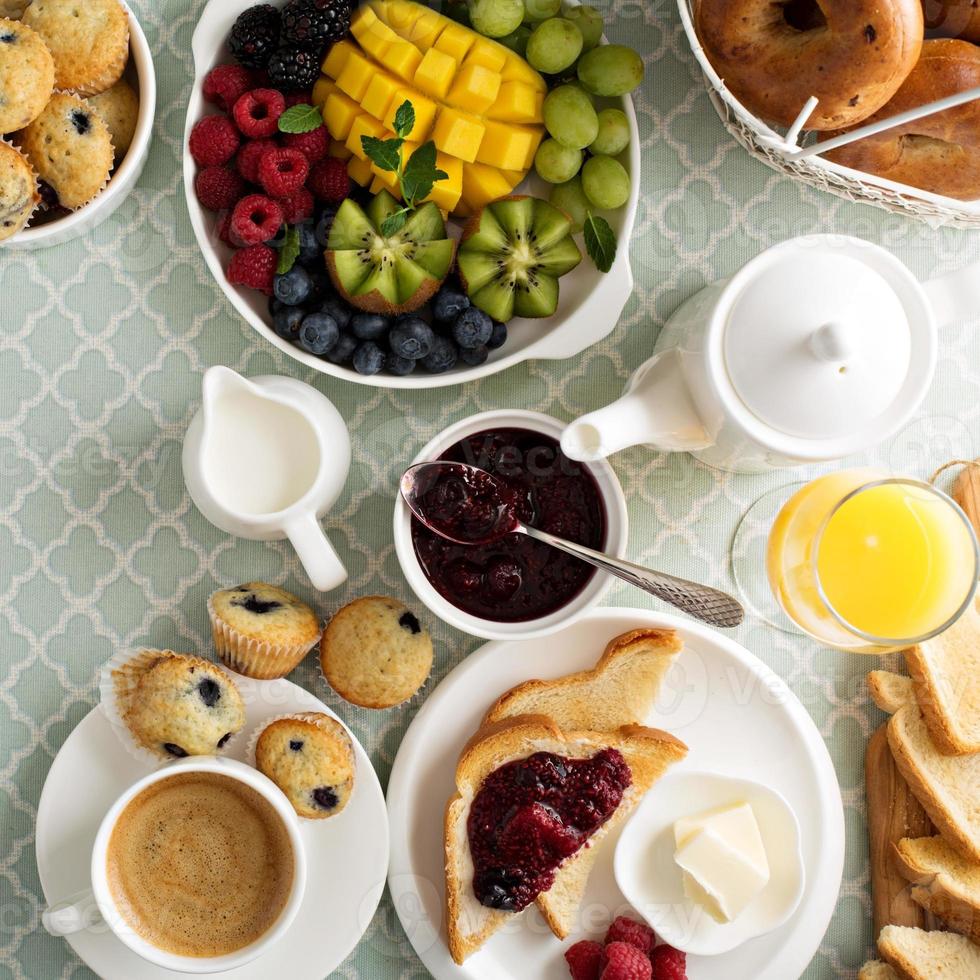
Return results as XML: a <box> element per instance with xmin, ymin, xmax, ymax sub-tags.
<box><xmin>613</xmin><ymin>770</ymin><xmax>805</xmax><ymax>957</ymax></box>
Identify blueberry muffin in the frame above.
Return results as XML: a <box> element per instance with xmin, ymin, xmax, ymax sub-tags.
<box><xmin>86</xmin><ymin>77</ymin><xmax>138</xmax><ymax>158</ymax></box>
<box><xmin>320</xmin><ymin>596</ymin><xmax>433</xmax><ymax>709</ymax></box>
<box><xmin>254</xmin><ymin>712</ymin><xmax>355</xmax><ymax>820</ymax></box>
<box><xmin>115</xmin><ymin>651</ymin><xmax>246</xmax><ymax>759</ymax></box>
<box><xmin>0</xmin><ymin>18</ymin><xmax>55</xmax><ymax>133</ymax></box>
<box><xmin>16</xmin><ymin>93</ymin><xmax>113</xmax><ymax>209</ymax></box>
<box><xmin>0</xmin><ymin>2</ymin><xmax>31</xmax><ymax>19</ymax></box>
<box><xmin>209</xmin><ymin>582</ymin><xmax>321</xmax><ymax>680</ymax></box>
<box><xmin>0</xmin><ymin>139</ymin><xmax>36</xmax><ymax>239</ymax></box>
<box><xmin>23</xmin><ymin>0</ymin><xmax>129</xmax><ymax>96</ymax></box>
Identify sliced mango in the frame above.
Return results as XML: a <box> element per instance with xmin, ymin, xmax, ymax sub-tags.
<box><xmin>323</xmin><ymin>89</ymin><xmax>361</xmax><ymax>140</ymax></box>
<box><xmin>322</xmin><ymin>39</ymin><xmax>356</xmax><ymax>78</ymax></box>
<box><xmin>384</xmin><ymin>88</ymin><xmax>437</xmax><ymax>140</ymax></box>
<box><xmin>347</xmin><ymin>155</ymin><xmax>373</xmax><ymax>187</ymax></box>
<box><xmin>447</xmin><ymin>62</ymin><xmax>501</xmax><ymax>115</ymax></box>
<box><xmin>462</xmin><ymin>162</ymin><xmax>515</xmax><ymax>210</ymax></box>
<box><xmin>476</xmin><ymin>120</ymin><xmax>541</xmax><ymax>171</ymax></box>
<box><xmin>361</xmin><ymin>72</ymin><xmax>402</xmax><ymax>120</ymax></box>
<box><xmin>311</xmin><ymin>76</ymin><xmax>336</xmax><ymax>108</ymax></box>
<box><xmin>386</xmin><ymin>39</ymin><xmax>423</xmax><ymax>80</ymax></box>
<box><xmin>433</xmin><ymin>107</ymin><xmax>485</xmax><ymax>163</ymax></box>
<box><xmin>346</xmin><ymin>113</ymin><xmax>388</xmax><ymax>159</ymax></box>
<box><xmin>494</xmin><ymin>81</ymin><xmax>543</xmax><ymax>123</ymax></box>
<box><xmin>414</xmin><ymin>46</ymin><xmax>456</xmax><ymax>100</ymax></box>
<box><xmin>428</xmin><ymin>153</ymin><xmax>463</xmax><ymax>212</ymax></box>
<box><xmin>465</xmin><ymin>38</ymin><xmax>508</xmax><ymax>73</ymax></box>
<box><xmin>336</xmin><ymin>48</ymin><xmax>377</xmax><ymax>101</ymax></box>
<box><xmin>434</xmin><ymin>21</ymin><xmax>474</xmax><ymax>64</ymax></box>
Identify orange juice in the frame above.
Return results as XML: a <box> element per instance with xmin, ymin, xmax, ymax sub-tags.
<box><xmin>767</xmin><ymin>471</ymin><xmax>978</xmax><ymax>651</ymax></box>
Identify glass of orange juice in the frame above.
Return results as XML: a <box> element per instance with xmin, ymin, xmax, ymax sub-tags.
<box><xmin>763</xmin><ymin>470</ymin><xmax>979</xmax><ymax>653</ymax></box>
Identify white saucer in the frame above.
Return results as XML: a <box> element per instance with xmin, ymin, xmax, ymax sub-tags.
<box><xmin>386</xmin><ymin>607</ymin><xmax>844</xmax><ymax>980</ymax></box>
<box><xmin>36</xmin><ymin>676</ymin><xmax>389</xmax><ymax>980</ymax></box>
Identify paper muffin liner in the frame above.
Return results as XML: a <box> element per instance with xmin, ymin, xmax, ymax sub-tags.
<box><xmin>207</xmin><ymin>595</ymin><xmax>322</xmax><ymax>681</ymax></box>
<box><xmin>99</xmin><ymin>647</ymin><xmax>245</xmax><ymax>766</ymax></box>
<box><xmin>0</xmin><ymin>137</ymin><xmax>40</xmax><ymax>239</ymax></box>
<box><xmin>67</xmin><ymin>18</ymin><xmax>130</xmax><ymax>98</ymax></box>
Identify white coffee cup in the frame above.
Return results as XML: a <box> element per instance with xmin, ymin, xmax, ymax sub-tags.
<box><xmin>41</xmin><ymin>756</ymin><xmax>307</xmax><ymax>974</ymax></box>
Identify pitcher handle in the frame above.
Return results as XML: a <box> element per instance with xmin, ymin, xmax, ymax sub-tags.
<box><xmin>42</xmin><ymin>890</ymin><xmax>99</xmax><ymax>936</ymax></box>
<box><xmin>284</xmin><ymin>513</ymin><xmax>348</xmax><ymax>593</ymax></box>
<box><xmin>923</xmin><ymin>260</ymin><xmax>980</xmax><ymax>327</ymax></box>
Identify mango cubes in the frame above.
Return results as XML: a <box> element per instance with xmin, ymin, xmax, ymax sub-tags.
<box><xmin>317</xmin><ymin>0</ymin><xmax>546</xmax><ymax>216</ymax></box>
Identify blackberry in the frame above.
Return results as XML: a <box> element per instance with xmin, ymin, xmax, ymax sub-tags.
<box><xmin>281</xmin><ymin>0</ymin><xmax>352</xmax><ymax>47</ymax></box>
<box><xmin>229</xmin><ymin>4</ymin><xmax>281</xmax><ymax>69</ymax></box>
<box><xmin>268</xmin><ymin>44</ymin><xmax>322</xmax><ymax>90</ymax></box>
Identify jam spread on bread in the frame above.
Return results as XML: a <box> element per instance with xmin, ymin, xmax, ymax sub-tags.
<box><xmin>467</xmin><ymin>749</ymin><xmax>631</xmax><ymax>912</ymax></box>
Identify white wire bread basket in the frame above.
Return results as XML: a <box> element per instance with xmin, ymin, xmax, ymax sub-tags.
<box><xmin>677</xmin><ymin>0</ymin><xmax>980</xmax><ymax>228</ymax></box>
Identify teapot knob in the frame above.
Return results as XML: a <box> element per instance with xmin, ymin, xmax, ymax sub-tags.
<box><xmin>808</xmin><ymin>321</ymin><xmax>854</xmax><ymax>364</ymax></box>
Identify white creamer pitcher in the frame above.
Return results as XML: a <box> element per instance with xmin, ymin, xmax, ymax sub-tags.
<box><xmin>182</xmin><ymin>367</ymin><xmax>351</xmax><ymax>591</ymax></box>
<box><xmin>562</xmin><ymin>235</ymin><xmax>980</xmax><ymax>473</ymax></box>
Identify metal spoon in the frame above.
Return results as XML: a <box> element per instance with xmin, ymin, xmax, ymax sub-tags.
<box><xmin>400</xmin><ymin>462</ymin><xmax>745</xmax><ymax>629</ymax></box>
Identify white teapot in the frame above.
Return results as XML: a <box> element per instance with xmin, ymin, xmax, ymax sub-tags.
<box><xmin>562</xmin><ymin>235</ymin><xmax>980</xmax><ymax>473</ymax></box>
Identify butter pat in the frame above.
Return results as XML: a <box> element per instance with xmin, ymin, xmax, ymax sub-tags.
<box><xmin>673</xmin><ymin>802</ymin><xmax>770</xmax><ymax>923</ymax></box>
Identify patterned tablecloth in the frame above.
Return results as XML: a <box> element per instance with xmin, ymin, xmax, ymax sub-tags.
<box><xmin>4</xmin><ymin>1</ymin><xmax>980</xmax><ymax>977</ymax></box>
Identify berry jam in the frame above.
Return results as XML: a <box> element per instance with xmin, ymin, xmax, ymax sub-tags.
<box><xmin>410</xmin><ymin>429</ymin><xmax>606</xmax><ymax>622</ymax></box>
<box><xmin>467</xmin><ymin>749</ymin><xmax>632</xmax><ymax>912</ymax></box>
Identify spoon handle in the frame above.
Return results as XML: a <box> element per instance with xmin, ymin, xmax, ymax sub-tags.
<box><xmin>520</xmin><ymin>526</ymin><xmax>745</xmax><ymax>629</ymax></box>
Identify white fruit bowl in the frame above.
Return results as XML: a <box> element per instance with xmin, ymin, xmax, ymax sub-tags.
<box><xmin>184</xmin><ymin>0</ymin><xmax>640</xmax><ymax>388</ymax></box>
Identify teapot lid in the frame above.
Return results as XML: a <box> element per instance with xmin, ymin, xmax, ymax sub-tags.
<box><xmin>722</xmin><ymin>244</ymin><xmax>920</xmax><ymax>443</ymax></box>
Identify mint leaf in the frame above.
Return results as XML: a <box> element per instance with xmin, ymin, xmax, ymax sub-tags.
<box><xmin>361</xmin><ymin>135</ymin><xmax>403</xmax><ymax>173</ymax></box>
<box><xmin>276</xmin><ymin>225</ymin><xmax>301</xmax><ymax>275</ymax></box>
<box><xmin>392</xmin><ymin>100</ymin><xmax>415</xmax><ymax>139</ymax></box>
<box><xmin>584</xmin><ymin>213</ymin><xmax>616</xmax><ymax>273</ymax></box>
<box><xmin>381</xmin><ymin>208</ymin><xmax>410</xmax><ymax>237</ymax></box>
<box><xmin>402</xmin><ymin>141</ymin><xmax>446</xmax><ymax>206</ymax></box>
<box><xmin>278</xmin><ymin>103</ymin><xmax>323</xmax><ymax>134</ymax></box>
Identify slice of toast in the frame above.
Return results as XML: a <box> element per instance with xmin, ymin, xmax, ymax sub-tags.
<box><xmin>868</xmin><ymin>672</ymin><xmax>980</xmax><ymax>863</ymax></box>
<box><xmin>877</xmin><ymin>925</ymin><xmax>980</xmax><ymax>978</ymax></box>
<box><xmin>858</xmin><ymin>962</ymin><xmax>899</xmax><ymax>980</ymax></box>
<box><xmin>444</xmin><ymin>715</ymin><xmax>687</xmax><ymax>964</ymax></box>
<box><xmin>895</xmin><ymin>837</ymin><xmax>980</xmax><ymax>943</ymax></box>
<box><xmin>484</xmin><ymin>628</ymin><xmax>683</xmax><ymax>732</ymax></box>
<box><xmin>905</xmin><ymin>599</ymin><xmax>980</xmax><ymax>755</ymax></box>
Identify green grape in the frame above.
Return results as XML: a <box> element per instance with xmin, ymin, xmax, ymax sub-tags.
<box><xmin>525</xmin><ymin>17</ymin><xmax>583</xmax><ymax>74</ymax></box>
<box><xmin>582</xmin><ymin>155</ymin><xmax>630</xmax><ymax>209</ymax></box>
<box><xmin>577</xmin><ymin>44</ymin><xmax>644</xmax><ymax>96</ymax></box>
<box><xmin>524</xmin><ymin>0</ymin><xmax>560</xmax><ymax>23</ymax></box>
<box><xmin>497</xmin><ymin>23</ymin><xmax>532</xmax><ymax>56</ymax></box>
<box><xmin>543</xmin><ymin>84</ymin><xmax>598</xmax><ymax>149</ymax></box>
<box><xmin>534</xmin><ymin>139</ymin><xmax>584</xmax><ymax>183</ymax></box>
<box><xmin>563</xmin><ymin>4</ymin><xmax>603</xmax><ymax>50</ymax></box>
<box><xmin>470</xmin><ymin>0</ymin><xmax>524</xmax><ymax>38</ymax></box>
<box><xmin>549</xmin><ymin>175</ymin><xmax>590</xmax><ymax>232</ymax></box>
<box><xmin>589</xmin><ymin>107</ymin><xmax>630</xmax><ymax>156</ymax></box>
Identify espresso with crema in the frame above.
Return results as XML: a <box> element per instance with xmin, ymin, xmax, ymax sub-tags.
<box><xmin>106</xmin><ymin>772</ymin><xmax>294</xmax><ymax>957</ymax></box>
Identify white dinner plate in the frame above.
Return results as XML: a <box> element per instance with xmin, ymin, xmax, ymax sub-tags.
<box><xmin>387</xmin><ymin>607</ymin><xmax>844</xmax><ymax>980</ymax></box>
<box><xmin>36</xmin><ymin>676</ymin><xmax>389</xmax><ymax>980</ymax></box>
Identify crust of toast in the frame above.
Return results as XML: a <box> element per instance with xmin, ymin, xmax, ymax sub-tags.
<box><xmin>858</xmin><ymin>962</ymin><xmax>899</xmax><ymax>980</ymax></box>
<box><xmin>878</xmin><ymin>924</ymin><xmax>980</xmax><ymax>979</ymax></box>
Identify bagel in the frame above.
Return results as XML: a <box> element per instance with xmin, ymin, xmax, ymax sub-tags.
<box><xmin>922</xmin><ymin>1</ymin><xmax>980</xmax><ymax>44</ymax></box>
<box><xmin>824</xmin><ymin>39</ymin><xmax>980</xmax><ymax>200</ymax></box>
<box><xmin>695</xmin><ymin>0</ymin><xmax>924</xmax><ymax>131</ymax></box>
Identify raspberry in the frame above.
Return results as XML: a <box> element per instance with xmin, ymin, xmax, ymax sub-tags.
<box><xmin>202</xmin><ymin>64</ymin><xmax>252</xmax><ymax>113</ymax></box>
<box><xmin>284</xmin><ymin>92</ymin><xmax>311</xmax><ymax>108</ymax></box>
<box><xmin>258</xmin><ymin>146</ymin><xmax>309</xmax><ymax>198</ymax></box>
<box><xmin>230</xmin><ymin>194</ymin><xmax>283</xmax><ymax>245</ymax></box>
<box><xmin>308</xmin><ymin>156</ymin><xmax>350</xmax><ymax>204</ymax></box>
<box><xmin>227</xmin><ymin>244</ymin><xmax>276</xmax><ymax>295</ymax></box>
<box><xmin>600</xmin><ymin>943</ymin><xmax>652</xmax><ymax>980</ymax></box>
<box><xmin>648</xmin><ymin>946</ymin><xmax>686</xmax><ymax>980</ymax></box>
<box><xmin>232</xmin><ymin>88</ymin><xmax>286</xmax><ymax>138</ymax></box>
<box><xmin>194</xmin><ymin>166</ymin><xmax>245</xmax><ymax>211</ymax></box>
<box><xmin>189</xmin><ymin>115</ymin><xmax>240</xmax><ymax>167</ymax></box>
<box><xmin>605</xmin><ymin>918</ymin><xmax>656</xmax><ymax>956</ymax></box>
<box><xmin>283</xmin><ymin>125</ymin><xmax>329</xmax><ymax>163</ymax></box>
<box><xmin>565</xmin><ymin>940</ymin><xmax>603</xmax><ymax>980</ymax></box>
<box><xmin>279</xmin><ymin>186</ymin><xmax>314</xmax><ymax>223</ymax></box>
<box><xmin>216</xmin><ymin>210</ymin><xmax>235</xmax><ymax>245</ymax></box>
<box><xmin>236</xmin><ymin>139</ymin><xmax>277</xmax><ymax>183</ymax></box>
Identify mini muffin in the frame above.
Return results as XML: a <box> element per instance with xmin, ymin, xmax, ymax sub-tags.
<box><xmin>114</xmin><ymin>651</ymin><xmax>246</xmax><ymax>759</ymax></box>
<box><xmin>86</xmin><ymin>77</ymin><xmax>138</xmax><ymax>158</ymax></box>
<box><xmin>16</xmin><ymin>93</ymin><xmax>113</xmax><ymax>209</ymax></box>
<box><xmin>23</xmin><ymin>0</ymin><xmax>129</xmax><ymax>96</ymax></box>
<box><xmin>320</xmin><ymin>596</ymin><xmax>433</xmax><ymax>709</ymax></box>
<box><xmin>254</xmin><ymin>712</ymin><xmax>355</xmax><ymax>820</ymax></box>
<box><xmin>0</xmin><ymin>139</ymin><xmax>36</xmax><ymax>239</ymax></box>
<box><xmin>209</xmin><ymin>582</ymin><xmax>321</xmax><ymax>680</ymax></box>
<box><xmin>0</xmin><ymin>18</ymin><xmax>55</xmax><ymax>133</ymax></box>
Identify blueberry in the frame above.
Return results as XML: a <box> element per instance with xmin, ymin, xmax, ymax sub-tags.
<box><xmin>217</xmin><ymin>732</ymin><xmax>232</xmax><ymax>749</ymax></box>
<box><xmin>289</xmin><ymin>739</ymin><xmax>304</xmax><ymax>751</ymax></box>
<box><xmin>433</xmin><ymin>285</ymin><xmax>470</xmax><ymax>324</ymax></box>
<box><xmin>198</xmin><ymin>678</ymin><xmax>221</xmax><ymax>707</ymax></box>
<box><xmin>70</xmin><ymin>109</ymin><xmax>91</xmax><ymax>135</ymax></box>
<box><xmin>353</xmin><ymin>340</ymin><xmax>386</xmax><ymax>375</ymax></box>
<box><xmin>163</xmin><ymin>743</ymin><xmax>188</xmax><ymax>758</ymax></box>
<box><xmin>325</xmin><ymin>332</ymin><xmax>357</xmax><ymax>365</ymax></box>
<box><xmin>312</xmin><ymin>786</ymin><xmax>339</xmax><ymax>810</ymax></box>
<box><xmin>273</xmin><ymin>305</ymin><xmax>304</xmax><ymax>339</ymax></box>
<box><xmin>487</xmin><ymin>319</ymin><xmax>508</xmax><ymax>350</ymax></box>
<box><xmin>459</xmin><ymin>344</ymin><xmax>489</xmax><ymax>367</ymax></box>
<box><xmin>307</xmin><ymin>269</ymin><xmax>331</xmax><ymax>304</ymax></box>
<box><xmin>234</xmin><ymin>593</ymin><xmax>282</xmax><ymax>614</ymax></box>
<box><xmin>421</xmin><ymin>336</ymin><xmax>458</xmax><ymax>373</ymax></box>
<box><xmin>274</xmin><ymin>266</ymin><xmax>313</xmax><ymax>306</ymax></box>
<box><xmin>389</xmin><ymin>316</ymin><xmax>435</xmax><ymax>360</ymax></box>
<box><xmin>297</xmin><ymin>221</ymin><xmax>321</xmax><ymax>266</ymax></box>
<box><xmin>399</xmin><ymin>611</ymin><xmax>421</xmax><ymax>634</ymax></box>
<box><xmin>269</xmin><ymin>296</ymin><xmax>285</xmax><ymax>316</ymax></box>
<box><xmin>387</xmin><ymin>354</ymin><xmax>416</xmax><ymax>376</ymax></box>
<box><xmin>319</xmin><ymin>295</ymin><xmax>352</xmax><ymax>331</ymax></box>
<box><xmin>452</xmin><ymin>307</ymin><xmax>493</xmax><ymax>349</ymax></box>
<box><xmin>298</xmin><ymin>312</ymin><xmax>340</xmax><ymax>356</ymax></box>
<box><xmin>351</xmin><ymin>313</ymin><xmax>390</xmax><ymax>341</ymax></box>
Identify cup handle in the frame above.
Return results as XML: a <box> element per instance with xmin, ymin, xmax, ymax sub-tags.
<box><xmin>42</xmin><ymin>890</ymin><xmax>99</xmax><ymax>936</ymax></box>
<box><xmin>284</xmin><ymin>513</ymin><xmax>348</xmax><ymax>592</ymax></box>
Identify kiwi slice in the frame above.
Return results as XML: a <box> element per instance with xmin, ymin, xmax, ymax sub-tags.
<box><xmin>325</xmin><ymin>190</ymin><xmax>456</xmax><ymax>314</ymax></box>
<box><xmin>457</xmin><ymin>196</ymin><xmax>582</xmax><ymax>322</ymax></box>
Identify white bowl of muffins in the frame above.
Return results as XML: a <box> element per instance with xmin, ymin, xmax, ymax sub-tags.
<box><xmin>0</xmin><ymin>0</ymin><xmax>155</xmax><ymax>249</ymax></box>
